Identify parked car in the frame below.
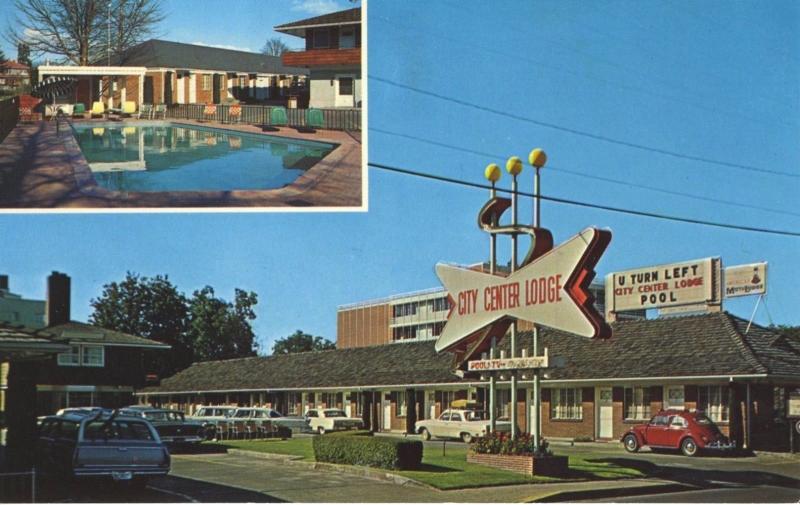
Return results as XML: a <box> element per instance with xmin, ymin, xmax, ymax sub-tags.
<box><xmin>120</xmin><ymin>406</ymin><xmax>205</xmax><ymax>446</ymax></box>
<box><xmin>621</xmin><ymin>409</ymin><xmax>736</xmax><ymax>456</ymax></box>
<box><xmin>415</xmin><ymin>408</ymin><xmax>511</xmax><ymax>443</ymax></box>
<box><xmin>228</xmin><ymin>407</ymin><xmax>311</xmax><ymax>433</ymax></box>
<box><xmin>35</xmin><ymin>411</ymin><xmax>170</xmax><ymax>486</ymax></box>
<box><xmin>304</xmin><ymin>408</ymin><xmax>363</xmax><ymax>434</ymax></box>
<box><xmin>186</xmin><ymin>405</ymin><xmax>236</xmax><ymax>438</ymax></box>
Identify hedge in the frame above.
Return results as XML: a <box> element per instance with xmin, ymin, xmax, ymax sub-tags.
<box><xmin>312</xmin><ymin>433</ymin><xmax>422</xmax><ymax>470</ymax></box>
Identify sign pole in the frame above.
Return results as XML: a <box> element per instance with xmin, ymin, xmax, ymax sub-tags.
<box><xmin>529</xmin><ymin>148</ymin><xmax>547</xmax><ymax>452</ymax></box>
<box><xmin>507</xmin><ymin>157</ymin><xmax>523</xmax><ymax>439</ymax></box>
<box><xmin>485</xmin><ymin>164</ymin><xmax>501</xmax><ymax>434</ymax></box>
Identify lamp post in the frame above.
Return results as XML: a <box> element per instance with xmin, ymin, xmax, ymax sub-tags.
<box><xmin>484</xmin><ymin>163</ymin><xmax>501</xmax><ymax>433</ymax></box>
<box><xmin>528</xmin><ymin>147</ymin><xmax>547</xmax><ymax>451</ymax></box>
<box><xmin>505</xmin><ymin>155</ymin><xmax>523</xmax><ymax>439</ymax></box>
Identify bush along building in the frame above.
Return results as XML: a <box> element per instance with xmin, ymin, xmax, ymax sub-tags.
<box><xmin>138</xmin><ymin>305</ymin><xmax>800</xmax><ymax>451</ymax></box>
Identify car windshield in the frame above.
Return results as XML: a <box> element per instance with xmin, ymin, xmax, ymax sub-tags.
<box><xmin>464</xmin><ymin>411</ymin><xmax>487</xmax><ymax>421</ymax></box>
<box><xmin>324</xmin><ymin>410</ymin><xmax>346</xmax><ymax>417</ymax></box>
<box><xmin>84</xmin><ymin>420</ymin><xmax>155</xmax><ymax>441</ymax></box>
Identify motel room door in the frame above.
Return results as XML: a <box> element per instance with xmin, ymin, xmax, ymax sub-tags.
<box><xmin>383</xmin><ymin>392</ymin><xmax>392</xmax><ymax>431</ymax></box>
<box><xmin>597</xmin><ymin>387</ymin><xmax>614</xmax><ymax>439</ymax></box>
<box><xmin>335</xmin><ymin>75</ymin><xmax>356</xmax><ymax>108</ymax></box>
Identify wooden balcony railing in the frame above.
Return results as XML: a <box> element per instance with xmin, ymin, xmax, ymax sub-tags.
<box><xmin>282</xmin><ymin>48</ymin><xmax>361</xmax><ymax>67</ymax></box>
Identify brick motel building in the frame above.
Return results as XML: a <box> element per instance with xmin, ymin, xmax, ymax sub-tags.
<box><xmin>138</xmin><ymin>310</ymin><xmax>800</xmax><ymax>451</ymax></box>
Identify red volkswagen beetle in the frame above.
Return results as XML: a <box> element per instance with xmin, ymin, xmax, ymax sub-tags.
<box><xmin>621</xmin><ymin>409</ymin><xmax>735</xmax><ymax>456</ymax></box>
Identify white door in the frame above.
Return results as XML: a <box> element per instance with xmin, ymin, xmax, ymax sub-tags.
<box><xmin>176</xmin><ymin>75</ymin><xmax>185</xmax><ymax>104</ymax></box>
<box><xmin>598</xmin><ymin>387</ymin><xmax>613</xmax><ymax>439</ymax></box>
<box><xmin>334</xmin><ymin>74</ymin><xmax>356</xmax><ymax>107</ymax></box>
<box><xmin>383</xmin><ymin>392</ymin><xmax>392</xmax><ymax>430</ymax></box>
<box><xmin>344</xmin><ymin>393</ymin><xmax>352</xmax><ymax>417</ymax></box>
<box><xmin>528</xmin><ymin>388</ymin><xmax>537</xmax><ymax>434</ymax></box>
<box><xmin>427</xmin><ymin>391</ymin><xmax>436</xmax><ymax>419</ymax></box>
<box><xmin>189</xmin><ymin>74</ymin><xmax>197</xmax><ymax>103</ymax></box>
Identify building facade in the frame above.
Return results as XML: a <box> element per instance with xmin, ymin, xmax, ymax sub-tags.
<box><xmin>0</xmin><ymin>275</ymin><xmax>45</xmax><ymax>329</ymax></box>
<box><xmin>139</xmin><ymin>311</ymin><xmax>800</xmax><ymax>451</ymax></box>
<box><xmin>0</xmin><ymin>60</ymin><xmax>30</xmax><ymax>93</ymax></box>
<box><xmin>276</xmin><ymin>7</ymin><xmax>362</xmax><ymax>109</ymax></box>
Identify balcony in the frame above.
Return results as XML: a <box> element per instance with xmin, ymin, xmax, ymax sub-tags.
<box><xmin>282</xmin><ymin>48</ymin><xmax>361</xmax><ymax>67</ymax></box>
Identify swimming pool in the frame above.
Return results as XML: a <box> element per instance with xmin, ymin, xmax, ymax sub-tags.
<box><xmin>71</xmin><ymin>122</ymin><xmax>336</xmax><ymax>193</ymax></box>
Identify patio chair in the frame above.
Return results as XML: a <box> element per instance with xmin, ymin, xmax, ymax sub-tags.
<box><xmin>306</xmin><ymin>108</ymin><xmax>324</xmax><ymax>130</ymax></box>
<box><xmin>258</xmin><ymin>420</ymin><xmax>272</xmax><ymax>438</ymax></box>
<box><xmin>120</xmin><ymin>101</ymin><xmax>137</xmax><ymax>118</ymax></box>
<box><xmin>90</xmin><ymin>101</ymin><xmax>105</xmax><ymax>118</ymax></box>
<box><xmin>202</xmin><ymin>104</ymin><xmax>217</xmax><ymax>123</ymax></box>
<box><xmin>72</xmin><ymin>103</ymin><xmax>86</xmax><ymax>119</ymax></box>
<box><xmin>231</xmin><ymin>421</ymin><xmax>245</xmax><ymax>439</ymax></box>
<box><xmin>215</xmin><ymin>421</ymin><xmax>229</xmax><ymax>441</ymax></box>
<box><xmin>153</xmin><ymin>104</ymin><xmax>167</xmax><ymax>120</ymax></box>
<box><xmin>244</xmin><ymin>420</ymin><xmax>258</xmax><ymax>439</ymax></box>
<box><xmin>227</xmin><ymin>104</ymin><xmax>242</xmax><ymax>124</ymax></box>
<box><xmin>262</xmin><ymin>106</ymin><xmax>287</xmax><ymax>131</ymax></box>
<box><xmin>138</xmin><ymin>103</ymin><xmax>153</xmax><ymax>119</ymax></box>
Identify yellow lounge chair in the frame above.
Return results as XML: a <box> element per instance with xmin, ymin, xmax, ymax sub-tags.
<box><xmin>121</xmin><ymin>101</ymin><xmax>137</xmax><ymax>118</ymax></box>
<box><xmin>90</xmin><ymin>101</ymin><xmax>105</xmax><ymax>118</ymax></box>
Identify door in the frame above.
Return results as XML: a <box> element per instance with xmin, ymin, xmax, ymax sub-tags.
<box><xmin>212</xmin><ymin>74</ymin><xmax>221</xmax><ymax>104</ymax></box>
<box><xmin>176</xmin><ymin>75</ymin><xmax>185</xmax><ymax>104</ymax></box>
<box><xmin>164</xmin><ymin>71</ymin><xmax>173</xmax><ymax>104</ymax></box>
<box><xmin>189</xmin><ymin>74</ymin><xmax>196</xmax><ymax>103</ymax></box>
<box><xmin>383</xmin><ymin>392</ymin><xmax>391</xmax><ymax>430</ymax></box>
<box><xmin>143</xmin><ymin>76</ymin><xmax>154</xmax><ymax>104</ymax></box>
<box><xmin>598</xmin><ymin>387</ymin><xmax>613</xmax><ymax>439</ymax></box>
<box><xmin>334</xmin><ymin>74</ymin><xmax>355</xmax><ymax>107</ymax></box>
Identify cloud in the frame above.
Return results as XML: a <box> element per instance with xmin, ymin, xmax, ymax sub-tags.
<box><xmin>291</xmin><ymin>0</ymin><xmax>343</xmax><ymax>16</ymax></box>
<box><xmin>189</xmin><ymin>41</ymin><xmax>253</xmax><ymax>53</ymax></box>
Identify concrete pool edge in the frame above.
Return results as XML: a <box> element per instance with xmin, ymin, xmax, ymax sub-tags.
<box><xmin>0</xmin><ymin>120</ymin><xmax>362</xmax><ymax>209</ymax></box>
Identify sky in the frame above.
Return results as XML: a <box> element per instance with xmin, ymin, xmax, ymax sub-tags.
<box><xmin>1</xmin><ymin>0</ymin><xmax>799</xmax><ymax>355</ymax></box>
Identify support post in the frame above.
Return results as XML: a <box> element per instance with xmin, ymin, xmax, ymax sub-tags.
<box><xmin>509</xmin><ymin>158</ymin><xmax>520</xmax><ymax>439</ymax></box>
<box><xmin>533</xmin><ymin>165</ymin><xmax>541</xmax><ymax>451</ymax></box>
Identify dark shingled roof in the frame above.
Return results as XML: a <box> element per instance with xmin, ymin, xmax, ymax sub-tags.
<box><xmin>104</xmin><ymin>39</ymin><xmax>307</xmax><ymax>75</ymax></box>
<box><xmin>45</xmin><ymin>321</ymin><xmax>170</xmax><ymax>349</ymax></box>
<box><xmin>0</xmin><ymin>323</ymin><xmax>71</xmax><ymax>357</ymax></box>
<box><xmin>275</xmin><ymin>7</ymin><xmax>360</xmax><ymax>30</ymax></box>
<box><xmin>142</xmin><ymin>312</ymin><xmax>800</xmax><ymax>395</ymax></box>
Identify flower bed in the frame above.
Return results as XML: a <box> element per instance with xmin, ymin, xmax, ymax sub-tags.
<box><xmin>468</xmin><ymin>432</ymin><xmax>569</xmax><ymax>477</ymax></box>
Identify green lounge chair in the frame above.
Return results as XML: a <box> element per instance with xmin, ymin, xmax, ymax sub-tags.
<box><xmin>153</xmin><ymin>104</ymin><xmax>167</xmax><ymax>120</ymax></box>
<box><xmin>138</xmin><ymin>103</ymin><xmax>153</xmax><ymax>119</ymax></box>
<box><xmin>270</xmin><ymin>107</ymin><xmax>288</xmax><ymax>128</ymax></box>
<box><xmin>72</xmin><ymin>103</ymin><xmax>86</xmax><ymax>118</ymax></box>
<box><xmin>306</xmin><ymin>108</ymin><xmax>324</xmax><ymax>130</ymax></box>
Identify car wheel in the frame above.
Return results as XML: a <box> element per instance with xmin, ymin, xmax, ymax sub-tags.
<box><xmin>623</xmin><ymin>434</ymin><xmax>640</xmax><ymax>453</ymax></box>
<box><xmin>317</xmin><ymin>426</ymin><xmax>326</xmax><ymax>435</ymax></box>
<box><xmin>461</xmin><ymin>432</ymin><xmax>473</xmax><ymax>444</ymax></box>
<box><xmin>681</xmin><ymin>437</ymin><xmax>699</xmax><ymax>457</ymax></box>
<box><xmin>420</xmin><ymin>428</ymin><xmax>431</xmax><ymax>441</ymax></box>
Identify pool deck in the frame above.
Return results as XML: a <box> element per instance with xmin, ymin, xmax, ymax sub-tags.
<box><xmin>0</xmin><ymin>119</ymin><xmax>363</xmax><ymax>209</ymax></box>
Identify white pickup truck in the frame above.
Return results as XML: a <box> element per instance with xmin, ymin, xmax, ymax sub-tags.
<box><xmin>304</xmin><ymin>408</ymin><xmax>364</xmax><ymax>434</ymax></box>
<box><xmin>415</xmin><ymin>409</ymin><xmax>511</xmax><ymax>443</ymax></box>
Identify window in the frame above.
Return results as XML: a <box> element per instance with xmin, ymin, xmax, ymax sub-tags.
<box><xmin>773</xmin><ymin>387</ymin><xmax>786</xmax><ymax>419</ymax></box>
<box><xmin>698</xmin><ymin>385</ymin><xmax>730</xmax><ymax>422</ymax></box>
<box><xmin>306</xmin><ymin>410</ymin><xmax>318</xmax><ymax>418</ymax></box>
<box><xmin>433</xmin><ymin>297</ymin><xmax>449</xmax><ymax>312</ymax></box>
<box><xmin>57</xmin><ymin>345</ymin><xmax>80</xmax><ymax>366</ymax></box>
<box><xmin>624</xmin><ymin>387</ymin><xmax>651</xmax><ymax>420</ymax></box>
<box><xmin>287</xmin><ymin>392</ymin><xmax>300</xmax><ymax>415</ymax></box>
<box><xmin>354</xmin><ymin>392</ymin><xmax>363</xmax><ymax>416</ymax></box>
<box><xmin>338</xmin><ymin>77</ymin><xmax>354</xmax><ymax>96</ymax></box>
<box><xmin>550</xmin><ymin>388</ymin><xmax>583</xmax><ymax>420</ymax></box>
<box><xmin>81</xmin><ymin>345</ymin><xmax>104</xmax><ymax>367</ymax></box>
<box><xmin>312</xmin><ymin>28</ymin><xmax>330</xmax><ymax>48</ymax></box>
<box><xmin>495</xmin><ymin>388</ymin><xmax>511</xmax><ymax>420</ymax></box>
<box><xmin>396</xmin><ymin>391</ymin><xmax>407</xmax><ymax>417</ymax></box>
<box><xmin>670</xmin><ymin>415</ymin><xmax>688</xmax><ymax>428</ymax></box>
<box><xmin>202</xmin><ymin>74</ymin><xmax>212</xmax><ymax>91</ymax></box>
<box><xmin>664</xmin><ymin>386</ymin><xmax>685</xmax><ymax>410</ymax></box>
<box><xmin>451</xmin><ymin>413</ymin><xmax>462</xmax><ymax>422</ymax></box>
<box><xmin>322</xmin><ymin>392</ymin><xmax>337</xmax><ymax>408</ymax></box>
<box><xmin>649</xmin><ymin>415</ymin><xmax>669</xmax><ymax>426</ymax></box>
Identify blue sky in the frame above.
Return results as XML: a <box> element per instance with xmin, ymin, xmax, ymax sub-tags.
<box><xmin>0</xmin><ymin>0</ymin><xmax>357</xmax><ymax>60</ymax></box>
<box><xmin>1</xmin><ymin>0</ymin><xmax>799</xmax><ymax>355</ymax></box>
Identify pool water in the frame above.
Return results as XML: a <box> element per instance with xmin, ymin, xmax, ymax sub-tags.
<box><xmin>71</xmin><ymin>123</ymin><xmax>335</xmax><ymax>192</ymax></box>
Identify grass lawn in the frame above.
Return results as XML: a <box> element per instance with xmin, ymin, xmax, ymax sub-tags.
<box><xmin>208</xmin><ymin>437</ymin><xmax>645</xmax><ymax>490</ymax></box>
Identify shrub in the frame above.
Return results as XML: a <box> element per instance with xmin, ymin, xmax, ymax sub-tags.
<box><xmin>470</xmin><ymin>432</ymin><xmax>553</xmax><ymax>457</ymax></box>
<box><xmin>573</xmin><ymin>435</ymin><xmax>593</xmax><ymax>443</ymax></box>
<box><xmin>326</xmin><ymin>429</ymin><xmax>374</xmax><ymax>437</ymax></box>
<box><xmin>313</xmin><ymin>433</ymin><xmax>422</xmax><ymax>470</ymax></box>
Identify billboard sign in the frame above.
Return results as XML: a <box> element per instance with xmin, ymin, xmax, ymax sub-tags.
<box><xmin>435</xmin><ymin>227</ymin><xmax>612</xmax><ymax>354</ymax></box>
<box><xmin>605</xmin><ymin>257</ymin><xmax>720</xmax><ymax>313</ymax></box>
<box><xmin>725</xmin><ymin>262</ymin><xmax>767</xmax><ymax>298</ymax></box>
<box><xmin>468</xmin><ymin>355</ymin><xmax>548</xmax><ymax>372</ymax></box>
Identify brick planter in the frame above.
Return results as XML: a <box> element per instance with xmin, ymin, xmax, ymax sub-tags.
<box><xmin>467</xmin><ymin>452</ymin><xmax>569</xmax><ymax>477</ymax></box>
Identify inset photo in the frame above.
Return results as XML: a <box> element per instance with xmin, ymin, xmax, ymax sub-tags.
<box><xmin>0</xmin><ymin>0</ymin><xmax>364</xmax><ymax>211</ymax></box>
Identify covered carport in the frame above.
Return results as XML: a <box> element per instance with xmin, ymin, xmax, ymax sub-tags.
<box><xmin>37</xmin><ymin>65</ymin><xmax>147</xmax><ymax>117</ymax></box>
<box><xmin>0</xmin><ymin>325</ymin><xmax>70</xmax><ymax>471</ymax></box>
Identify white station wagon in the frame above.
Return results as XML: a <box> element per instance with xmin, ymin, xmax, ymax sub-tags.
<box><xmin>304</xmin><ymin>408</ymin><xmax>363</xmax><ymax>434</ymax></box>
<box><xmin>415</xmin><ymin>408</ymin><xmax>511</xmax><ymax>443</ymax></box>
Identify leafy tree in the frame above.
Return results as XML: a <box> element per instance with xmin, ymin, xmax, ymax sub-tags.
<box><xmin>262</xmin><ymin>37</ymin><xmax>289</xmax><ymax>57</ymax></box>
<box><xmin>272</xmin><ymin>330</ymin><xmax>335</xmax><ymax>355</ymax></box>
<box><xmin>189</xmin><ymin>286</ymin><xmax>259</xmax><ymax>362</ymax></box>
<box><xmin>7</xmin><ymin>0</ymin><xmax>163</xmax><ymax>65</ymax></box>
<box><xmin>90</xmin><ymin>272</ymin><xmax>192</xmax><ymax>376</ymax></box>
<box><xmin>17</xmin><ymin>42</ymin><xmax>30</xmax><ymax>66</ymax></box>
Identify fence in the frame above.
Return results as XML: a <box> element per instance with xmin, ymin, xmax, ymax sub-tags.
<box><xmin>165</xmin><ymin>104</ymin><xmax>361</xmax><ymax>131</ymax></box>
<box><xmin>0</xmin><ymin>469</ymin><xmax>36</xmax><ymax>502</ymax></box>
<box><xmin>0</xmin><ymin>97</ymin><xmax>20</xmax><ymax>144</ymax></box>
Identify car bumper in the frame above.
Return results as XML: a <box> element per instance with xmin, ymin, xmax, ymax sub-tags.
<box><xmin>74</xmin><ymin>467</ymin><xmax>170</xmax><ymax>477</ymax></box>
<box><xmin>703</xmin><ymin>439</ymin><xmax>737</xmax><ymax>451</ymax></box>
<box><xmin>161</xmin><ymin>436</ymin><xmax>204</xmax><ymax>444</ymax></box>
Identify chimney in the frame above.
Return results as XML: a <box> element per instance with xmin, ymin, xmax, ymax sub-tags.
<box><xmin>46</xmin><ymin>271</ymin><xmax>71</xmax><ymax>327</ymax></box>
<box><xmin>0</xmin><ymin>275</ymin><xmax>8</xmax><ymax>292</ymax></box>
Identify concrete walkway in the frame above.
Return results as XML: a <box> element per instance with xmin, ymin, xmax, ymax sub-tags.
<box><xmin>0</xmin><ymin>119</ymin><xmax>362</xmax><ymax>209</ymax></box>
<box><xmin>167</xmin><ymin>452</ymin><xmax>676</xmax><ymax>503</ymax></box>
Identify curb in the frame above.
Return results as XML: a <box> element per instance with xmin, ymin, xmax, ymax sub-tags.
<box><xmin>530</xmin><ymin>481</ymin><xmax>695</xmax><ymax>502</ymax></box>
